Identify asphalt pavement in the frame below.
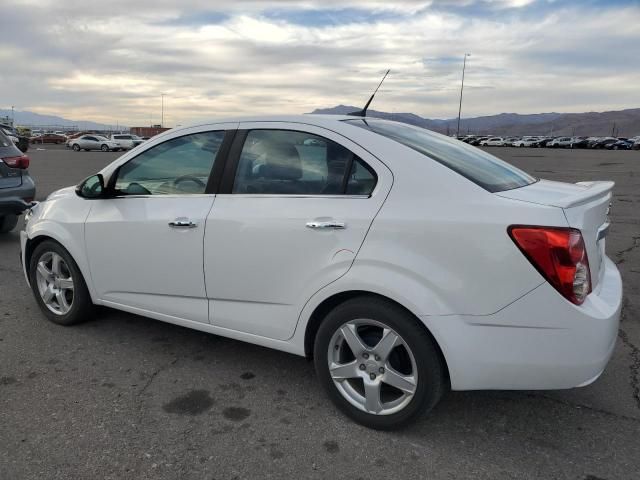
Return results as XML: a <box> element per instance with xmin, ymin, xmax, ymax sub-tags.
<box><xmin>1</xmin><ymin>145</ymin><xmax>639</xmax><ymax>479</ymax></box>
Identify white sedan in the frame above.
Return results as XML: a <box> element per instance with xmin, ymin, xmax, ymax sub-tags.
<box><xmin>20</xmin><ymin>115</ymin><xmax>622</xmax><ymax>429</ymax></box>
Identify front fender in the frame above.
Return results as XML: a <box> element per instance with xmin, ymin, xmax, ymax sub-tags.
<box><xmin>26</xmin><ymin>205</ymin><xmax>98</xmax><ymax>303</ymax></box>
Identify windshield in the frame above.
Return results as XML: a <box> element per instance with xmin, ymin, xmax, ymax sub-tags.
<box><xmin>345</xmin><ymin>118</ymin><xmax>536</xmax><ymax>192</ymax></box>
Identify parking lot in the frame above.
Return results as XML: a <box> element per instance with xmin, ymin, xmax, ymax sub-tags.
<box><xmin>1</xmin><ymin>145</ymin><xmax>639</xmax><ymax>479</ymax></box>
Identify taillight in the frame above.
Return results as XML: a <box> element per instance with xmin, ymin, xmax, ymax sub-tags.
<box><xmin>2</xmin><ymin>155</ymin><xmax>30</xmax><ymax>169</ymax></box>
<box><xmin>508</xmin><ymin>226</ymin><xmax>591</xmax><ymax>305</ymax></box>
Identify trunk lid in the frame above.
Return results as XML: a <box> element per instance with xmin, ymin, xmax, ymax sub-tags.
<box><xmin>497</xmin><ymin>179</ymin><xmax>613</xmax><ymax>287</ymax></box>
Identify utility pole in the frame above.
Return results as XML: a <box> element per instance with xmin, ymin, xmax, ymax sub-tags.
<box><xmin>11</xmin><ymin>106</ymin><xmax>14</xmax><ymax>126</ymax></box>
<box><xmin>456</xmin><ymin>53</ymin><xmax>471</xmax><ymax>139</ymax></box>
<box><xmin>611</xmin><ymin>122</ymin><xmax>616</xmax><ymax>137</ymax></box>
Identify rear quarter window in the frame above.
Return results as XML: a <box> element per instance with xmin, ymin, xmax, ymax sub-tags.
<box><xmin>345</xmin><ymin>119</ymin><xmax>536</xmax><ymax>193</ymax></box>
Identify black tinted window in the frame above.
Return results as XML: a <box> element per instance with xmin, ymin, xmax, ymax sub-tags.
<box><xmin>233</xmin><ymin>130</ymin><xmax>376</xmax><ymax>195</ymax></box>
<box><xmin>346</xmin><ymin>119</ymin><xmax>535</xmax><ymax>192</ymax></box>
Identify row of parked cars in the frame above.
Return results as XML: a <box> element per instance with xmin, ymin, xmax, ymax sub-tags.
<box><xmin>28</xmin><ymin>131</ymin><xmax>149</xmax><ymax>152</ymax></box>
<box><xmin>461</xmin><ymin>135</ymin><xmax>640</xmax><ymax>150</ymax></box>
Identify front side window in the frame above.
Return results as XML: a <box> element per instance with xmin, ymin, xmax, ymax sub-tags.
<box><xmin>232</xmin><ymin>129</ymin><xmax>376</xmax><ymax>196</ymax></box>
<box><xmin>115</xmin><ymin>131</ymin><xmax>224</xmax><ymax>195</ymax></box>
<box><xmin>346</xmin><ymin>119</ymin><xmax>535</xmax><ymax>193</ymax></box>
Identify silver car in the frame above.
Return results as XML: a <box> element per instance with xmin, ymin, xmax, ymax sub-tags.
<box><xmin>70</xmin><ymin>135</ymin><xmax>120</xmax><ymax>152</ymax></box>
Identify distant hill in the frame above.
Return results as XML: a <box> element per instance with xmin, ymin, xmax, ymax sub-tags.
<box><xmin>311</xmin><ymin>105</ymin><xmax>640</xmax><ymax>137</ymax></box>
<box><xmin>0</xmin><ymin>109</ymin><xmax>118</xmax><ymax>131</ymax></box>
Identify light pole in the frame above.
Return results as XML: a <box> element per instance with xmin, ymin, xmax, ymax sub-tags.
<box><xmin>456</xmin><ymin>53</ymin><xmax>471</xmax><ymax>139</ymax></box>
<box><xmin>11</xmin><ymin>106</ymin><xmax>14</xmax><ymax>126</ymax></box>
<box><xmin>160</xmin><ymin>93</ymin><xmax>166</xmax><ymax>127</ymax></box>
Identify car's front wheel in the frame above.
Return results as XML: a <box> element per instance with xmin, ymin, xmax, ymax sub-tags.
<box><xmin>101</xmin><ymin>144</ymin><xmax>109</xmax><ymax>152</ymax></box>
<box><xmin>314</xmin><ymin>297</ymin><xmax>446</xmax><ymax>430</ymax></box>
<box><xmin>72</xmin><ymin>144</ymin><xmax>80</xmax><ymax>151</ymax></box>
<box><xmin>29</xmin><ymin>240</ymin><xmax>94</xmax><ymax>326</ymax></box>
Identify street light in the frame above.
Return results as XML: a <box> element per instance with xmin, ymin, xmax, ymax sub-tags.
<box><xmin>11</xmin><ymin>106</ymin><xmax>14</xmax><ymax>126</ymax></box>
<box><xmin>456</xmin><ymin>53</ymin><xmax>471</xmax><ymax>139</ymax></box>
<box><xmin>160</xmin><ymin>93</ymin><xmax>166</xmax><ymax>127</ymax></box>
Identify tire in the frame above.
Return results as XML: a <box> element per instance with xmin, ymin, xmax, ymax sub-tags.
<box><xmin>72</xmin><ymin>144</ymin><xmax>80</xmax><ymax>151</ymax></box>
<box><xmin>0</xmin><ymin>214</ymin><xmax>19</xmax><ymax>233</ymax></box>
<box><xmin>28</xmin><ymin>240</ymin><xmax>95</xmax><ymax>326</ymax></box>
<box><xmin>101</xmin><ymin>144</ymin><xmax>109</xmax><ymax>152</ymax></box>
<box><xmin>314</xmin><ymin>296</ymin><xmax>446</xmax><ymax>430</ymax></box>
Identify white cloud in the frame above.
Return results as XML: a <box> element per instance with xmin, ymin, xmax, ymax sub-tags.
<box><xmin>1</xmin><ymin>0</ymin><xmax>638</xmax><ymax>125</ymax></box>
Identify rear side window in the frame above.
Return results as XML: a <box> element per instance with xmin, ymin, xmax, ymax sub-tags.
<box><xmin>346</xmin><ymin>119</ymin><xmax>535</xmax><ymax>193</ymax></box>
<box><xmin>232</xmin><ymin>130</ymin><xmax>376</xmax><ymax>196</ymax></box>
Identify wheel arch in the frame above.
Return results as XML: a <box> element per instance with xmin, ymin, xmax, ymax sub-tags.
<box><xmin>25</xmin><ymin>232</ymin><xmax>98</xmax><ymax>303</ymax></box>
<box><xmin>302</xmin><ymin>290</ymin><xmax>450</xmax><ymax>387</ymax></box>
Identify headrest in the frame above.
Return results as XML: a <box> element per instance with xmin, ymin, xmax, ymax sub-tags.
<box><xmin>260</xmin><ymin>142</ymin><xmax>302</xmax><ymax>181</ymax></box>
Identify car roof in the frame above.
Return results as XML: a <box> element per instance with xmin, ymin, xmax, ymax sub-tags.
<box><xmin>172</xmin><ymin>114</ymin><xmax>354</xmax><ymax>131</ymax></box>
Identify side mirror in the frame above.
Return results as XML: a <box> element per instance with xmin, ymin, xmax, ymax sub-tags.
<box><xmin>76</xmin><ymin>174</ymin><xmax>105</xmax><ymax>199</ymax></box>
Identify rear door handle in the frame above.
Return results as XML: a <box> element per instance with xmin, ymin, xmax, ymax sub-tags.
<box><xmin>169</xmin><ymin>217</ymin><xmax>197</xmax><ymax>228</ymax></box>
<box><xmin>306</xmin><ymin>220</ymin><xmax>346</xmax><ymax>230</ymax></box>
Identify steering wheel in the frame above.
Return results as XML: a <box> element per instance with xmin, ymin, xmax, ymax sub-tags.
<box><xmin>174</xmin><ymin>175</ymin><xmax>206</xmax><ymax>190</ymax></box>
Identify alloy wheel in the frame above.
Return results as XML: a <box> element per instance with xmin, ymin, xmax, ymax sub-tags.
<box><xmin>35</xmin><ymin>251</ymin><xmax>75</xmax><ymax>315</ymax></box>
<box><xmin>327</xmin><ymin>319</ymin><xmax>418</xmax><ymax>415</ymax></box>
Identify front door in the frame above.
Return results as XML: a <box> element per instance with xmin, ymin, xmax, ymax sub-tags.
<box><xmin>204</xmin><ymin>123</ymin><xmax>392</xmax><ymax>340</ymax></box>
<box><xmin>84</xmin><ymin>128</ymin><xmax>230</xmax><ymax>323</ymax></box>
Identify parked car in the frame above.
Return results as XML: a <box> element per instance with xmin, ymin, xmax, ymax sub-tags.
<box><xmin>469</xmin><ymin>136</ymin><xmax>489</xmax><ymax>146</ymax></box>
<box><xmin>110</xmin><ymin>134</ymin><xmax>143</xmax><ymax>150</ymax></box>
<box><xmin>481</xmin><ymin>137</ymin><xmax>506</xmax><ymax>146</ymax></box>
<box><xmin>503</xmin><ymin>137</ymin><xmax>519</xmax><ymax>147</ymax></box>
<box><xmin>570</xmin><ymin>137</ymin><xmax>590</xmax><ymax>149</ymax></box>
<box><xmin>69</xmin><ymin>135</ymin><xmax>121</xmax><ymax>152</ymax></box>
<box><xmin>31</xmin><ymin>133</ymin><xmax>67</xmax><ymax>144</ymax></box>
<box><xmin>588</xmin><ymin>137</ymin><xmax>617</xmax><ymax>149</ymax></box>
<box><xmin>0</xmin><ymin>128</ymin><xmax>35</xmax><ymax>233</ymax></box>
<box><xmin>605</xmin><ymin>139</ymin><xmax>633</xmax><ymax>150</ymax></box>
<box><xmin>548</xmin><ymin>137</ymin><xmax>573</xmax><ymax>148</ymax></box>
<box><xmin>20</xmin><ymin>115</ymin><xmax>622</xmax><ymax>430</ymax></box>
<box><xmin>1</xmin><ymin>124</ymin><xmax>30</xmax><ymax>152</ymax></box>
<box><xmin>513</xmin><ymin>137</ymin><xmax>539</xmax><ymax>148</ymax></box>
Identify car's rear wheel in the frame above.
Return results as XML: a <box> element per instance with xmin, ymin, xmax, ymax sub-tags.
<box><xmin>314</xmin><ymin>296</ymin><xmax>446</xmax><ymax>430</ymax></box>
<box><xmin>101</xmin><ymin>144</ymin><xmax>109</xmax><ymax>152</ymax></box>
<box><xmin>29</xmin><ymin>240</ymin><xmax>94</xmax><ymax>326</ymax></box>
<box><xmin>72</xmin><ymin>144</ymin><xmax>80</xmax><ymax>151</ymax></box>
<box><xmin>0</xmin><ymin>214</ymin><xmax>19</xmax><ymax>233</ymax></box>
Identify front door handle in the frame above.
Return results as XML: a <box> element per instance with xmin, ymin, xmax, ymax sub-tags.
<box><xmin>169</xmin><ymin>217</ymin><xmax>197</xmax><ymax>228</ymax></box>
<box><xmin>306</xmin><ymin>220</ymin><xmax>346</xmax><ymax>230</ymax></box>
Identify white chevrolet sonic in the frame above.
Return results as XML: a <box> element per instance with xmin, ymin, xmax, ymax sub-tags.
<box><xmin>21</xmin><ymin>115</ymin><xmax>622</xmax><ymax>429</ymax></box>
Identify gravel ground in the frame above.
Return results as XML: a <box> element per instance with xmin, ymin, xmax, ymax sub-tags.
<box><xmin>1</xmin><ymin>145</ymin><xmax>639</xmax><ymax>480</ymax></box>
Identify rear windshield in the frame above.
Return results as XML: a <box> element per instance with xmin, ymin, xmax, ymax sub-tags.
<box><xmin>345</xmin><ymin>118</ymin><xmax>536</xmax><ymax>192</ymax></box>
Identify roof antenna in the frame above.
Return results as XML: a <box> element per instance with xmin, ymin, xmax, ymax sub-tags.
<box><xmin>348</xmin><ymin>69</ymin><xmax>390</xmax><ymax>117</ymax></box>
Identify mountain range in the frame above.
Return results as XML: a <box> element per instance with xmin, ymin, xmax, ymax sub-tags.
<box><xmin>0</xmin><ymin>109</ymin><xmax>115</xmax><ymax>131</ymax></box>
<box><xmin>311</xmin><ymin>105</ymin><xmax>640</xmax><ymax>137</ymax></box>
<box><xmin>3</xmin><ymin>106</ymin><xmax>639</xmax><ymax>137</ymax></box>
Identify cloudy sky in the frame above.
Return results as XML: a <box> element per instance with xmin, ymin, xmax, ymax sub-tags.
<box><xmin>1</xmin><ymin>0</ymin><xmax>639</xmax><ymax>126</ymax></box>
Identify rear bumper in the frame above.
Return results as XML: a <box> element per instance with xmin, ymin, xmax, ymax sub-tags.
<box><xmin>424</xmin><ymin>256</ymin><xmax>622</xmax><ymax>390</ymax></box>
<box><xmin>0</xmin><ymin>198</ymin><xmax>31</xmax><ymax>215</ymax></box>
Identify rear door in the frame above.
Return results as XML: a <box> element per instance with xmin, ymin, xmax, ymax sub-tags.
<box><xmin>203</xmin><ymin>122</ymin><xmax>392</xmax><ymax>340</ymax></box>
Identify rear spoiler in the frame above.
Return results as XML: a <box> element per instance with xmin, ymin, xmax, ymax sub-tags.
<box><xmin>551</xmin><ymin>181</ymin><xmax>614</xmax><ymax>209</ymax></box>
